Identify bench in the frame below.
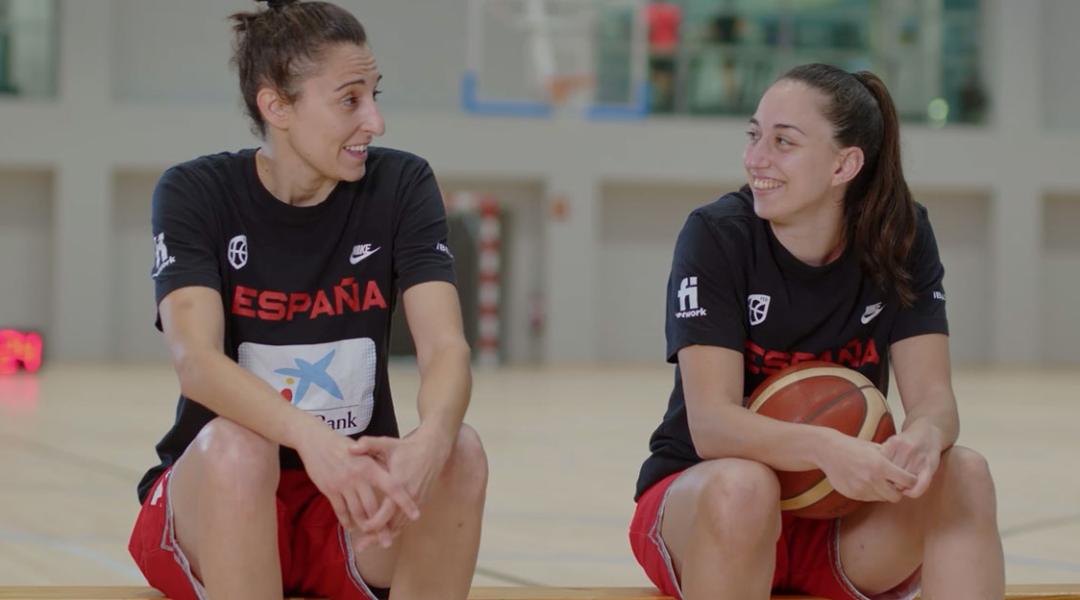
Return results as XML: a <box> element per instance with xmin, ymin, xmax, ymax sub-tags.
<box><xmin>0</xmin><ymin>586</ymin><xmax>1077</xmax><ymax>599</ymax></box>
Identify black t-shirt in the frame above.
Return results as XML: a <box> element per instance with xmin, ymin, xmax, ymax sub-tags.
<box><xmin>138</xmin><ymin>147</ymin><xmax>456</xmax><ymax>503</ymax></box>
<box><xmin>635</xmin><ymin>190</ymin><xmax>948</xmax><ymax>500</ymax></box>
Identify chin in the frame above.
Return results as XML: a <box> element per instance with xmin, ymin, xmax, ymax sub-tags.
<box><xmin>751</xmin><ymin>187</ymin><xmax>798</xmax><ymax>223</ymax></box>
<box><xmin>751</xmin><ymin>193</ymin><xmax>778</xmax><ymax>221</ymax></box>
<box><xmin>338</xmin><ymin>164</ymin><xmax>367</xmax><ymax>183</ymax></box>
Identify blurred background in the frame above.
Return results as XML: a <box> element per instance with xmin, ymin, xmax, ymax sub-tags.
<box><xmin>1</xmin><ymin>0</ymin><xmax>1078</xmax><ymax>369</ymax></box>
<box><xmin>1</xmin><ymin>0</ymin><xmax>1078</xmax><ymax>590</ymax></box>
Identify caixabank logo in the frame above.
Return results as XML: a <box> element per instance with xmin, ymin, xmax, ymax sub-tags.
<box><xmin>238</xmin><ymin>338</ymin><xmax>376</xmax><ymax>435</ymax></box>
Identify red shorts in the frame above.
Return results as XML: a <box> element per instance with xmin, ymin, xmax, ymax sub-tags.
<box><xmin>128</xmin><ymin>467</ymin><xmax>386</xmax><ymax>600</ymax></box>
<box><xmin>629</xmin><ymin>471</ymin><xmax>920</xmax><ymax>600</ymax></box>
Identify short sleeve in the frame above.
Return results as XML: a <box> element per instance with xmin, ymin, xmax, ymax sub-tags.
<box><xmin>150</xmin><ymin>167</ymin><xmax>222</xmax><ymax>308</ymax></box>
<box><xmin>665</xmin><ymin>212</ymin><xmax>748</xmax><ymax>362</ymax></box>
<box><xmin>890</xmin><ymin>206</ymin><xmax>949</xmax><ymax>342</ymax></box>
<box><xmin>392</xmin><ymin>160</ymin><xmax>456</xmax><ymax>291</ymax></box>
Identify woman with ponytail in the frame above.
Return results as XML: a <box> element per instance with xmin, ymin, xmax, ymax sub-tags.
<box><xmin>630</xmin><ymin>64</ymin><xmax>1004</xmax><ymax>600</ymax></box>
<box><xmin>127</xmin><ymin>2</ymin><xmax>485</xmax><ymax>599</ymax></box>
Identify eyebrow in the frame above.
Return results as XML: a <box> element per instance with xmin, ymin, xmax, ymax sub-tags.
<box><xmin>334</xmin><ymin>74</ymin><xmax>382</xmax><ymax>92</ymax></box>
<box><xmin>748</xmin><ymin>117</ymin><xmax>806</xmax><ymax>136</ymax></box>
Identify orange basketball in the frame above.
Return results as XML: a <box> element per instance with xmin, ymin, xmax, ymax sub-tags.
<box><xmin>746</xmin><ymin>361</ymin><xmax>896</xmax><ymax>519</ymax></box>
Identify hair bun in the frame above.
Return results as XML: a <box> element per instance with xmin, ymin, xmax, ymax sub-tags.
<box><xmin>257</xmin><ymin>0</ymin><xmax>298</xmax><ymax>9</ymax></box>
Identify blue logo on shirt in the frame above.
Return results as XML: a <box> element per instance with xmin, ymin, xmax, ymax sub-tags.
<box><xmin>274</xmin><ymin>350</ymin><xmax>344</xmax><ymax>404</ymax></box>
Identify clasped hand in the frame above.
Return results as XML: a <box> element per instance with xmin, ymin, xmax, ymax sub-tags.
<box><xmin>301</xmin><ymin>427</ymin><xmax>450</xmax><ymax>550</ymax></box>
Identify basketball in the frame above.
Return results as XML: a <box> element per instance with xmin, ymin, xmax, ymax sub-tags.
<box><xmin>746</xmin><ymin>361</ymin><xmax>896</xmax><ymax>519</ymax></box>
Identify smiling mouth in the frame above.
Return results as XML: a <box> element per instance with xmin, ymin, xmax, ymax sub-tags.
<box><xmin>751</xmin><ymin>177</ymin><xmax>784</xmax><ymax>190</ymax></box>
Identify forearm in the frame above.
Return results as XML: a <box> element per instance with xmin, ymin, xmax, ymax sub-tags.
<box><xmin>890</xmin><ymin>333</ymin><xmax>959</xmax><ymax>453</ymax></box>
<box><xmin>901</xmin><ymin>389</ymin><xmax>959</xmax><ymax>452</ymax></box>
<box><xmin>689</xmin><ymin>401</ymin><xmax>838</xmax><ymax>472</ymax></box>
<box><xmin>412</xmin><ymin>340</ymin><xmax>472</xmax><ymax>454</ymax></box>
<box><xmin>174</xmin><ymin>348</ymin><xmax>324</xmax><ymax>450</ymax></box>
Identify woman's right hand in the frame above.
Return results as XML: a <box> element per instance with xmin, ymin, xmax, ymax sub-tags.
<box><xmin>816</xmin><ymin>430</ymin><xmax>918</xmax><ymax>503</ymax></box>
<box><xmin>295</xmin><ymin>421</ymin><xmax>420</xmax><ymax>547</ymax></box>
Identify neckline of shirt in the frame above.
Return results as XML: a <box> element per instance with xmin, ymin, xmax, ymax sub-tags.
<box><xmin>243</xmin><ymin>148</ymin><xmax>353</xmax><ymax>223</ymax></box>
<box><xmin>762</xmin><ymin>218</ymin><xmax>853</xmax><ymax>281</ymax></box>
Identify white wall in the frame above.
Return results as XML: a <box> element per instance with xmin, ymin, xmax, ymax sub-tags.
<box><xmin>1043</xmin><ymin>194</ymin><xmax>1080</xmax><ymax>364</ymax></box>
<box><xmin>0</xmin><ymin>169</ymin><xmax>53</xmax><ymax>340</ymax></box>
<box><xmin>1</xmin><ymin>0</ymin><xmax>1078</xmax><ymax>365</ymax></box>
<box><xmin>110</xmin><ymin>0</ymin><xmax>466</xmax><ymax>111</ymax></box>
<box><xmin>111</xmin><ymin>171</ymin><xmax>169</xmax><ymax>362</ymax></box>
<box><xmin>111</xmin><ymin>0</ymin><xmax>241</xmax><ymax>105</ymax></box>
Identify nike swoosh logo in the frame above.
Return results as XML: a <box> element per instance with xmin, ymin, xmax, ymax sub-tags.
<box><xmin>349</xmin><ymin>247</ymin><xmax>380</xmax><ymax>265</ymax></box>
<box><xmin>861</xmin><ymin>303</ymin><xmax>884</xmax><ymax>325</ymax></box>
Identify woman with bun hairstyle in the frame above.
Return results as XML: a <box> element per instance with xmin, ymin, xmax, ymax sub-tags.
<box><xmin>629</xmin><ymin>63</ymin><xmax>1005</xmax><ymax>600</ymax></box>
<box><xmin>128</xmin><ymin>2</ymin><xmax>486</xmax><ymax>599</ymax></box>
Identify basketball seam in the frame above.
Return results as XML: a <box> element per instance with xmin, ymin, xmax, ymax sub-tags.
<box><xmin>749</xmin><ymin>366</ymin><xmax>875</xmax><ymax>412</ymax></box>
<box><xmin>800</xmin><ymin>385</ymin><xmax>870</xmax><ymax>425</ymax></box>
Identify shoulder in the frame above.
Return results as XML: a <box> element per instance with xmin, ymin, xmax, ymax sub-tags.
<box><xmin>366</xmin><ymin>146</ymin><xmax>431</xmax><ymax>179</ymax></box>
<box><xmin>910</xmin><ymin>201</ymin><xmax>939</xmax><ymax>251</ymax></box>
<box><xmin>164</xmin><ymin>149</ymin><xmax>251</xmax><ymax>185</ymax></box>
<box><xmin>154</xmin><ymin>150</ymin><xmax>252</xmax><ymax>213</ymax></box>
<box><xmin>360</xmin><ymin>148</ymin><xmax>436</xmax><ymax>206</ymax></box>
<box><xmin>682</xmin><ymin>188</ymin><xmax>758</xmax><ymax>249</ymax></box>
<box><xmin>157</xmin><ymin>150</ymin><xmax>251</xmax><ymax>200</ymax></box>
<box><xmin>913</xmin><ymin>201</ymin><xmax>932</xmax><ymax>230</ymax></box>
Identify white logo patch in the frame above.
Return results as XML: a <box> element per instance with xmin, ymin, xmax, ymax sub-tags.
<box><xmin>228</xmin><ymin>235</ymin><xmax>248</xmax><ymax>270</ymax></box>
<box><xmin>748</xmin><ymin>294</ymin><xmax>771</xmax><ymax>326</ymax></box>
<box><xmin>151</xmin><ymin>233</ymin><xmax>176</xmax><ymax>278</ymax></box>
<box><xmin>933</xmin><ymin>290</ymin><xmax>946</xmax><ymax>302</ymax></box>
<box><xmin>435</xmin><ymin>242</ymin><xmax>454</xmax><ymax>258</ymax></box>
<box><xmin>350</xmin><ymin>243</ymin><xmax>380</xmax><ymax>265</ymax></box>
<box><xmin>238</xmin><ymin>338</ymin><xmax>376</xmax><ymax>436</ymax></box>
<box><xmin>678</xmin><ymin>277</ymin><xmax>699</xmax><ymax>311</ymax></box>
<box><xmin>861</xmin><ymin>302</ymin><xmax>885</xmax><ymax>325</ymax></box>
<box><xmin>675</xmin><ymin>276</ymin><xmax>707</xmax><ymax>319</ymax></box>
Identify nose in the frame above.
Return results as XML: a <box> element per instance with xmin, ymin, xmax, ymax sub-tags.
<box><xmin>361</xmin><ymin>99</ymin><xmax>385</xmax><ymax>137</ymax></box>
<box><xmin>743</xmin><ymin>138</ymin><xmax>770</xmax><ymax>171</ymax></box>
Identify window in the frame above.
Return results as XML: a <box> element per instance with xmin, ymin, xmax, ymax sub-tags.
<box><xmin>631</xmin><ymin>0</ymin><xmax>986</xmax><ymax>124</ymax></box>
<box><xmin>0</xmin><ymin>0</ymin><xmax>58</xmax><ymax>99</ymax></box>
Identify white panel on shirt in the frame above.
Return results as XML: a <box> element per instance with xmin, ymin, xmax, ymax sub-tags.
<box><xmin>238</xmin><ymin>338</ymin><xmax>377</xmax><ymax>436</ymax></box>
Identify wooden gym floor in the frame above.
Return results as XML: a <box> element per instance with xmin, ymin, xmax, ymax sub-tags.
<box><xmin>1</xmin><ymin>363</ymin><xmax>1078</xmax><ymax>587</ymax></box>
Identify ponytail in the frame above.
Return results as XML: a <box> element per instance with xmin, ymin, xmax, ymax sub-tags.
<box><xmin>779</xmin><ymin>64</ymin><xmax>917</xmax><ymax>307</ymax></box>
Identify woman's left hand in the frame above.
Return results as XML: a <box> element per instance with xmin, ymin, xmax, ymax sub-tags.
<box><xmin>880</xmin><ymin>423</ymin><xmax>945</xmax><ymax>499</ymax></box>
<box><xmin>347</xmin><ymin>430</ymin><xmax>451</xmax><ymax>547</ymax></box>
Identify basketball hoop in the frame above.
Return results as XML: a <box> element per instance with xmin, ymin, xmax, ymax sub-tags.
<box><xmin>546</xmin><ymin>72</ymin><xmax>594</xmax><ymax>105</ymax></box>
<box><xmin>463</xmin><ymin>0</ymin><xmax>649</xmax><ymax>119</ymax></box>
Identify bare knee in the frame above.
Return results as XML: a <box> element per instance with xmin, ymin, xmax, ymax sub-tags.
<box><xmin>437</xmin><ymin>424</ymin><xmax>488</xmax><ymax>503</ymax></box>
<box><xmin>187</xmin><ymin>418</ymin><xmax>279</xmax><ymax>497</ymax></box>
<box><xmin>935</xmin><ymin>446</ymin><xmax>996</xmax><ymax>518</ymax></box>
<box><xmin>695</xmin><ymin>460</ymin><xmax>781</xmax><ymax>546</ymax></box>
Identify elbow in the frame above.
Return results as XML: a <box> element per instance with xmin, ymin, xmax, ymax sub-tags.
<box><xmin>418</xmin><ymin>337</ymin><xmax>472</xmax><ymax>372</ymax></box>
<box><xmin>454</xmin><ymin>339</ymin><xmax>473</xmax><ymax>364</ymax></box>
<box><xmin>686</xmin><ymin>401</ymin><xmax>752</xmax><ymax>460</ymax></box>
<box><xmin>688</xmin><ymin>419</ymin><xmax>724</xmax><ymax>459</ymax></box>
<box><xmin>170</xmin><ymin>345</ymin><xmax>210</xmax><ymax>398</ymax></box>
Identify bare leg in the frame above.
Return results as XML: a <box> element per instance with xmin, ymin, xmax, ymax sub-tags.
<box><xmin>351</xmin><ymin>424</ymin><xmax>488</xmax><ymax>600</ymax></box>
<box><xmin>659</xmin><ymin>458</ymin><xmax>782</xmax><ymax>600</ymax></box>
<box><xmin>840</xmin><ymin>446</ymin><xmax>1004</xmax><ymax>600</ymax></box>
<box><xmin>169</xmin><ymin>418</ymin><xmax>282</xmax><ymax>600</ymax></box>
